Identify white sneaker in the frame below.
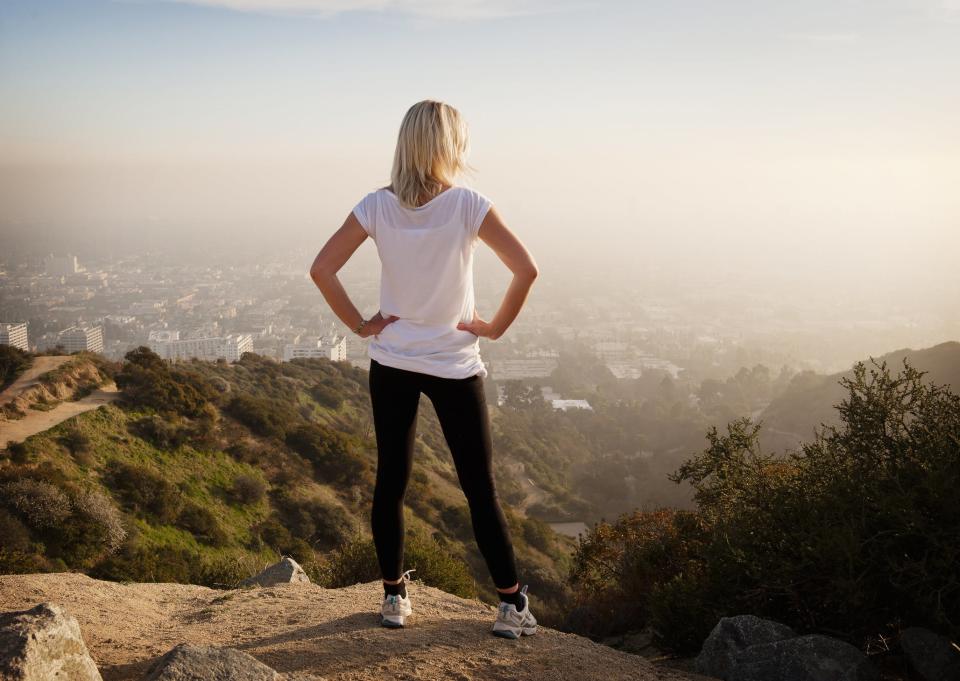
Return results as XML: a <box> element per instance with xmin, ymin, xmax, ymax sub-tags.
<box><xmin>380</xmin><ymin>569</ymin><xmax>416</xmax><ymax>628</ymax></box>
<box><xmin>491</xmin><ymin>584</ymin><xmax>538</xmax><ymax>639</ymax></box>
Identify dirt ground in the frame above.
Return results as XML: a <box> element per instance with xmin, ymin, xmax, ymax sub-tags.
<box><xmin>0</xmin><ymin>573</ymin><xmax>715</xmax><ymax>681</ymax></box>
<box><xmin>0</xmin><ymin>356</ymin><xmax>71</xmax><ymax>407</ymax></box>
<box><xmin>0</xmin><ymin>382</ymin><xmax>118</xmax><ymax>447</ymax></box>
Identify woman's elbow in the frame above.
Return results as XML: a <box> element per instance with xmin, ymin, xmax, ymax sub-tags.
<box><xmin>309</xmin><ymin>261</ymin><xmax>331</xmax><ymax>285</ymax></box>
<box><xmin>520</xmin><ymin>261</ymin><xmax>539</xmax><ymax>281</ymax></box>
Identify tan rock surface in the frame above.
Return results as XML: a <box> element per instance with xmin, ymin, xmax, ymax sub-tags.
<box><xmin>0</xmin><ymin>573</ymin><xmax>714</xmax><ymax>681</ymax></box>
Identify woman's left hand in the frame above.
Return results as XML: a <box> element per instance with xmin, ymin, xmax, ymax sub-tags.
<box><xmin>360</xmin><ymin>311</ymin><xmax>400</xmax><ymax>338</ymax></box>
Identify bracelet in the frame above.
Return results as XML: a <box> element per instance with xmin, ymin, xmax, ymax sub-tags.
<box><xmin>353</xmin><ymin>318</ymin><xmax>368</xmax><ymax>335</ymax></box>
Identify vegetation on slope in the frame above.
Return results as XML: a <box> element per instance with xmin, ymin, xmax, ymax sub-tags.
<box><xmin>566</xmin><ymin>358</ymin><xmax>960</xmax><ymax>661</ymax></box>
<box><xmin>0</xmin><ymin>348</ymin><xmax>575</xmax><ymax>624</ymax></box>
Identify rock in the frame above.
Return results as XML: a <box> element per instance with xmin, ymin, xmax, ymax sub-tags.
<box><xmin>0</xmin><ymin>602</ymin><xmax>103</xmax><ymax>681</ymax></box>
<box><xmin>695</xmin><ymin>614</ymin><xmax>797</xmax><ymax>678</ymax></box>
<box><xmin>144</xmin><ymin>643</ymin><xmax>279</xmax><ymax>681</ymax></box>
<box><xmin>241</xmin><ymin>557</ymin><xmax>310</xmax><ymax>588</ymax></box>
<box><xmin>732</xmin><ymin>634</ymin><xmax>878</xmax><ymax>681</ymax></box>
<box><xmin>900</xmin><ymin>627</ymin><xmax>960</xmax><ymax>681</ymax></box>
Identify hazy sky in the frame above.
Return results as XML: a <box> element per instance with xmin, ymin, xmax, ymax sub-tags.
<box><xmin>1</xmin><ymin>0</ymin><xmax>958</xmax><ymax>302</ymax></box>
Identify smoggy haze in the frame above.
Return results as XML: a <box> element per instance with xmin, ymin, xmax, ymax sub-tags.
<box><xmin>1</xmin><ymin>1</ymin><xmax>958</xmax><ymax>316</ymax></box>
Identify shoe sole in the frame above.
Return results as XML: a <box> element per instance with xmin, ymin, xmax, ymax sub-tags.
<box><xmin>380</xmin><ymin>615</ymin><xmax>406</xmax><ymax>628</ymax></box>
<box><xmin>492</xmin><ymin>625</ymin><xmax>537</xmax><ymax>639</ymax></box>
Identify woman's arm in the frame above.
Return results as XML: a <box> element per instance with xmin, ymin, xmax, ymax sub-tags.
<box><xmin>309</xmin><ymin>213</ymin><xmax>398</xmax><ymax>337</ymax></box>
<box><xmin>457</xmin><ymin>204</ymin><xmax>539</xmax><ymax>340</ymax></box>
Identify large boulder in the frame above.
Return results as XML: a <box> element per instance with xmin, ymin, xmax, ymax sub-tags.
<box><xmin>0</xmin><ymin>602</ymin><xmax>103</xmax><ymax>681</ymax></box>
<box><xmin>732</xmin><ymin>634</ymin><xmax>878</xmax><ymax>681</ymax></box>
<box><xmin>900</xmin><ymin>627</ymin><xmax>960</xmax><ymax>681</ymax></box>
<box><xmin>696</xmin><ymin>615</ymin><xmax>877</xmax><ymax>681</ymax></box>
<box><xmin>144</xmin><ymin>643</ymin><xmax>279</xmax><ymax>681</ymax></box>
<box><xmin>241</xmin><ymin>557</ymin><xmax>310</xmax><ymax>588</ymax></box>
<box><xmin>695</xmin><ymin>614</ymin><xmax>797</xmax><ymax>678</ymax></box>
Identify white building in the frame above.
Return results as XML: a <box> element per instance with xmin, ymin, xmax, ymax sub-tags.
<box><xmin>58</xmin><ymin>325</ymin><xmax>104</xmax><ymax>354</ymax></box>
<box><xmin>219</xmin><ymin>334</ymin><xmax>254</xmax><ymax>362</ymax></box>
<box><xmin>283</xmin><ymin>334</ymin><xmax>347</xmax><ymax>362</ymax></box>
<box><xmin>147</xmin><ymin>331</ymin><xmax>253</xmax><ymax>363</ymax></box>
<box><xmin>0</xmin><ymin>322</ymin><xmax>29</xmax><ymax>351</ymax></box>
<box><xmin>551</xmin><ymin>399</ymin><xmax>593</xmax><ymax>412</ymax></box>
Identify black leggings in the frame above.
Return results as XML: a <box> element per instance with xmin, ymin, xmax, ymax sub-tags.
<box><xmin>368</xmin><ymin>358</ymin><xmax>519</xmax><ymax>590</ymax></box>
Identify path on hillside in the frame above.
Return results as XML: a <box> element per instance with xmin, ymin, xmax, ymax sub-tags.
<box><xmin>0</xmin><ymin>383</ymin><xmax>119</xmax><ymax>447</ymax></box>
<box><xmin>0</xmin><ymin>355</ymin><xmax>71</xmax><ymax>407</ymax></box>
<box><xmin>0</xmin><ymin>573</ymin><xmax>714</xmax><ymax>681</ymax></box>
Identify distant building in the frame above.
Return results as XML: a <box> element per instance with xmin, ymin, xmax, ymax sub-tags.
<box><xmin>0</xmin><ymin>322</ymin><xmax>29</xmax><ymax>351</ymax></box>
<box><xmin>149</xmin><ymin>335</ymin><xmax>220</xmax><ymax>361</ymax></box>
<box><xmin>220</xmin><ymin>334</ymin><xmax>254</xmax><ymax>362</ymax></box>
<box><xmin>58</xmin><ymin>325</ymin><xmax>104</xmax><ymax>354</ymax></box>
<box><xmin>283</xmin><ymin>335</ymin><xmax>347</xmax><ymax>362</ymax></box>
<box><xmin>147</xmin><ymin>331</ymin><xmax>253</xmax><ymax>363</ymax></box>
<box><xmin>45</xmin><ymin>254</ymin><xmax>78</xmax><ymax>277</ymax></box>
<box><xmin>488</xmin><ymin>358</ymin><xmax>559</xmax><ymax>380</ymax></box>
<box><xmin>551</xmin><ymin>399</ymin><xmax>593</xmax><ymax>412</ymax></box>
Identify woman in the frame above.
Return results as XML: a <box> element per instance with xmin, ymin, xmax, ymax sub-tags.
<box><xmin>309</xmin><ymin>100</ymin><xmax>540</xmax><ymax>639</ymax></box>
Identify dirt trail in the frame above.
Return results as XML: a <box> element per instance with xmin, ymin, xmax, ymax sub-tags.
<box><xmin>0</xmin><ymin>355</ymin><xmax>72</xmax><ymax>407</ymax></box>
<box><xmin>0</xmin><ymin>382</ymin><xmax>119</xmax><ymax>447</ymax></box>
<box><xmin>0</xmin><ymin>573</ymin><xmax>713</xmax><ymax>681</ymax></box>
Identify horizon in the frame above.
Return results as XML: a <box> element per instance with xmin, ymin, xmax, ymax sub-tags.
<box><xmin>1</xmin><ymin>0</ymin><xmax>959</xmax><ymax>365</ymax></box>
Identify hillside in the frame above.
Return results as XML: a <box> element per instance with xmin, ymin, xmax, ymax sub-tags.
<box><xmin>758</xmin><ymin>341</ymin><xmax>960</xmax><ymax>451</ymax></box>
<box><xmin>0</xmin><ymin>349</ymin><xmax>584</xmax><ymax>625</ymax></box>
<box><xmin>0</xmin><ymin>572</ymin><xmax>711</xmax><ymax>681</ymax></box>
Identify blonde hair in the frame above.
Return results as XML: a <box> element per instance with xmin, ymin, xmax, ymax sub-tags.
<box><xmin>389</xmin><ymin>100</ymin><xmax>474</xmax><ymax>209</ymax></box>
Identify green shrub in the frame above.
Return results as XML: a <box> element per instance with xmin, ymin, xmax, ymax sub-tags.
<box><xmin>315</xmin><ymin>528</ymin><xmax>477</xmax><ymax>599</ymax></box>
<box><xmin>105</xmin><ymin>461</ymin><xmax>184</xmax><ymax>524</ymax></box>
<box><xmin>116</xmin><ymin>347</ymin><xmax>215</xmax><ymax>419</ymax></box>
<box><xmin>271</xmin><ymin>490</ymin><xmax>354</xmax><ymax>551</ymax></box>
<box><xmin>285</xmin><ymin>423</ymin><xmax>370</xmax><ymax>485</ymax></box>
<box><xmin>228</xmin><ymin>473</ymin><xmax>267</xmax><ymax>506</ymax></box>
<box><xmin>0</xmin><ymin>345</ymin><xmax>31</xmax><ymax>391</ymax></box>
<box><xmin>521</xmin><ymin>516</ymin><xmax>554</xmax><ymax>553</ymax></box>
<box><xmin>225</xmin><ymin>394</ymin><xmax>291</xmax><ymax>439</ymax></box>
<box><xmin>568</xmin><ymin>359</ymin><xmax>960</xmax><ymax>653</ymax></box>
<box><xmin>310</xmin><ymin>383</ymin><xmax>344</xmax><ymax>410</ymax></box>
<box><xmin>92</xmin><ymin>541</ymin><xmax>198</xmax><ymax>584</ymax></box>
<box><xmin>177</xmin><ymin>501</ymin><xmax>228</xmax><ymax>546</ymax></box>
<box><xmin>0</xmin><ymin>508</ymin><xmax>44</xmax><ymax>573</ymax></box>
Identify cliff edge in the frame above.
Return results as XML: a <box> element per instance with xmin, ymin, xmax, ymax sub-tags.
<box><xmin>0</xmin><ymin>573</ymin><xmax>711</xmax><ymax>680</ymax></box>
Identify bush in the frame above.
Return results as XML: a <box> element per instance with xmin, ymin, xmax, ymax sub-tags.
<box><xmin>225</xmin><ymin>394</ymin><xmax>291</xmax><ymax>439</ymax></box>
<box><xmin>568</xmin><ymin>359</ymin><xmax>960</xmax><ymax>653</ymax></box>
<box><xmin>93</xmin><ymin>542</ymin><xmax>198</xmax><ymax>584</ymax></box>
<box><xmin>116</xmin><ymin>347</ymin><xmax>215</xmax><ymax>419</ymax></box>
<box><xmin>129</xmin><ymin>415</ymin><xmax>187</xmax><ymax>449</ymax></box>
<box><xmin>285</xmin><ymin>423</ymin><xmax>370</xmax><ymax>485</ymax></box>
<box><xmin>228</xmin><ymin>473</ymin><xmax>267</xmax><ymax>506</ymax></box>
<box><xmin>315</xmin><ymin>528</ymin><xmax>477</xmax><ymax>599</ymax></box>
<box><xmin>105</xmin><ymin>461</ymin><xmax>184</xmax><ymax>524</ymax></box>
<box><xmin>0</xmin><ymin>478</ymin><xmax>73</xmax><ymax>529</ymax></box>
<box><xmin>0</xmin><ymin>345</ymin><xmax>31</xmax><ymax>391</ymax></box>
<box><xmin>0</xmin><ymin>508</ymin><xmax>44</xmax><ymax>573</ymax></box>
<box><xmin>310</xmin><ymin>383</ymin><xmax>344</xmax><ymax>410</ymax></box>
<box><xmin>58</xmin><ymin>427</ymin><xmax>91</xmax><ymax>456</ymax></box>
<box><xmin>177</xmin><ymin>501</ymin><xmax>228</xmax><ymax>546</ymax></box>
<box><xmin>521</xmin><ymin>516</ymin><xmax>554</xmax><ymax>553</ymax></box>
<box><xmin>271</xmin><ymin>490</ymin><xmax>354</xmax><ymax>551</ymax></box>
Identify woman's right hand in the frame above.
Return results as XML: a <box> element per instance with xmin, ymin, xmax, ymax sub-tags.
<box><xmin>360</xmin><ymin>311</ymin><xmax>400</xmax><ymax>338</ymax></box>
<box><xmin>457</xmin><ymin>309</ymin><xmax>501</xmax><ymax>340</ymax></box>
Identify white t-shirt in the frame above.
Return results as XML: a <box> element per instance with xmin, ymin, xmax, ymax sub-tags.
<box><xmin>352</xmin><ymin>184</ymin><xmax>493</xmax><ymax>379</ymax></box>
